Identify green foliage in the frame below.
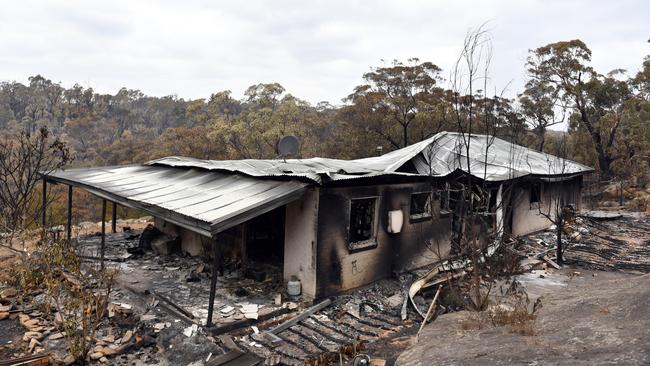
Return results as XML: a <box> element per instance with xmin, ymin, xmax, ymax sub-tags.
<box><xmin>0</xmin><ymin>48</ymin><xmax>648</xmax><ymax>196</ymax></box>
<box><xmin>341</xmin><ymin>58</ymin><xmax>448</xmax><ymax>149</ymax></box>
<box><xmin>524</xmin><ymin>40</ymin><xmax>643</xmax><ymax>179</ymax></box>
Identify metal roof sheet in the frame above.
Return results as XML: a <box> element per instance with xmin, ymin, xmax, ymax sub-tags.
<box><xmin>46</xmin><ymin>165</ymin><xmax>309</xmax><ymax>236</ymax></box>
<box><xmin>416</xmin><ymin>132</ymin><xmax>594</xmax><ymax>181</ymax></box>
<box><xmin>45</xmin><ymin>131</ymin><xmax>592</xmax><ymax>237</ymax></box>
<box><xmin>147</xmin><ymin>131</ymin><xmax>593</xmax><ymax>183</ymax></box>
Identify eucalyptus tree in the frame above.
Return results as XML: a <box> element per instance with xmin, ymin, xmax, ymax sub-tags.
<box><xmin>526</xmin><ymin>40</ymin><xmax>631</xmax><ymax>178</ymax></box>
<box><xmin>343</xmin><ymin>58</ymin><xmax>446</xmax><ymax>149</ymax></box>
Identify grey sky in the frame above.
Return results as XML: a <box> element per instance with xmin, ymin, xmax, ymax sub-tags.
<box><xmin>1</xmin><ymin>0</ymin><xmax>648</xmax><ymax>107</ymax></box>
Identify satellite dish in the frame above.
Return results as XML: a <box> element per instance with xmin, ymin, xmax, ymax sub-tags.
<box><xmin>278</xmin><ymin>135</ymin><xmax>300</xmax><ymax>158</ymax></box>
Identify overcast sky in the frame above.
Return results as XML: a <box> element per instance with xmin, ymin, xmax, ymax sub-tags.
<box><xmin>1</xmin><ymin>0</ymin><xmax>648</xmax><ymax>106</ymax></box>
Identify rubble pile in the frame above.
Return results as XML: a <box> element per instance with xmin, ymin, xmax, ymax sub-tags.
<box><xmin>219</xmin><ymin>279</ymin><xmax>415</xmax><ymax>366</ymax></box>
<box><xmin>564</xmin><ymin>212</ymin><xmax>650</xmax><ymax>272</ymax></box>
<box><xmin>71</xmin><ymin>229</ymin><xmax>416</xmax><ymax>365</ymax></box>
<box><xmin>9</xmin><ymin>212</ymin><xmax>646</xmax><ymax>365</ymax></box>
<box><xmin>520</xmin><ymin>211</ymin><xmax>650</xmax><ymax>273</ymax></box>
<box><xmin>0</xmin><ymin>283</ymin><xmax>210</xmax><ymax>364</ymax></box>
<box><xmin>75</xmin><ymin>230</ymin><xmax>285</xmax><ymax>326</ymax></box>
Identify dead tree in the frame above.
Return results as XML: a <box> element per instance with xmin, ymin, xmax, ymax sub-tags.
<box><xmin>531</xmin><ymin>136</ymin><xmax>572</xmax><ymax>265</ymax></box>
<box><xmin>442</xmin><ymin>24</ymin><xmax>519</xmax><ymax>310</ymax></box>
<box><xmin>0</xmin><ymin>127</ymin><xmax>72</xmax><ymax>248</ymax></box>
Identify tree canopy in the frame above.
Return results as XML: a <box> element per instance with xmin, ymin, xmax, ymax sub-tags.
<box><xmin>0</xmin><ymin>43</ymin><xmax>648</xmax><ymax>183</ymax></box>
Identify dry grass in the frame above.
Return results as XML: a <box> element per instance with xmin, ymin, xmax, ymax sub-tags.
<box><xmin>10</xmin><ymin>239</ymin><xmax>117</xmax><ymax>363</ymax></box>
<box><xmin>489</xmin><ymin>302</ymin><xmax>537</xmax><ymax>336</ymax></box>
<box><xmin>460</xmin><ymin>295</ymin><xmax>539</xmax><ymax>336</ymax></box>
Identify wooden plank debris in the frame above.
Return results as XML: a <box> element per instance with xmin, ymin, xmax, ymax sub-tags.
<box><xmin>541</xmin><ymin>255</ymin><xmax>561</xmax><ymax>270</ymax></box>
<box><xmin>261</xmin><ymin>299</ymin><xmax>332</xmax><ymax>345</ymax></box>
<box><xmin>0</xmin><ymin>352</ymin><xmax>51</xmax><ymax>366</ymax></box>
<box><xmin>218</xmin><ymin>335</ymin><xmax>242</xmax><ymax>352</ymax></box>
<box><xmin>207</xmin><ymin>335</ymin><xmax>261</xmax><ymax>366</ymax></box>
<box><xmin>153</xmin><ymin>290</ymin><xmax>195</xmax><ymax>319</ymax></box>
<box><xmin>210</xmin><ymin>307</ymin><xmax>291</xmax><ymax>336</ymax></box>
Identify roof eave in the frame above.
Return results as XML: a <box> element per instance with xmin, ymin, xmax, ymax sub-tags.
<box><xmin>44</xmin><ymin>173</ymin><xmax>214</xmax><ymax>238</ymax></box>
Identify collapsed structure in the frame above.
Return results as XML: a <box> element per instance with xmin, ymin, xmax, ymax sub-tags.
<box><xmin>43</xmin><ymin>131</ymin><xmax>592</xmax><ymax>324</ymax></box>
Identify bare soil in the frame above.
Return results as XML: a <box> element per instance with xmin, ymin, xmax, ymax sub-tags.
<box><xmin>397</xmin><ymin>268</ymin><xmax>650</xmax><ymax>365</ymax></box>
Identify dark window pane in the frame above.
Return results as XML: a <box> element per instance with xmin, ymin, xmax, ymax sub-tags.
<box><xmin>349</xmin><ymin>198</ymin><xmax>376</xmax><ymax>244</ymax></box>
<box><xmin>410</xmin><ymin>192</ymin><xmax>432</xmax><ymax>218</ymax></box>
<box><xmin>530</xmin><ymin>183</ymin><xmax>541</xmax><ymax>204</ymax></box>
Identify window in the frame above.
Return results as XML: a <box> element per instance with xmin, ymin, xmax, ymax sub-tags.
<box><xmin>410</xmin><ymin>192</ymin><xmax>432</xmax><ymax>221</ymax></box>
<box><xmin>348</xmin><ymin>197</ymin><xmax>378</xmax><ymax>251</ymax></box>
<box><xmin>530</xmin><ymin>182</ymin><xmax>541</xmax><ymax>207</ymax></box>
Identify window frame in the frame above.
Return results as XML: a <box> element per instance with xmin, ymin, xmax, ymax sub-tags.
<box><xmin>409</xmin><ymin>191</ymin><xmax>433</xmax><ymax>223</ymax></box>
<box><xmin>347</xmin><ymin>196</ymin><xmax>379</xmax><ymax>252</ymax></box>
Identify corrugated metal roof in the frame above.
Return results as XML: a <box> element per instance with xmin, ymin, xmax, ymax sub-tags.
<box><xmin>147</xmin><ymin>131</ymin><xmax>592</xmax><ymax>183</ymax></box>
<box><xmin>45</xmin><ymin>131</ymin><xmax>592</xmax><ymax>237</ymax></box>
<box><xmin>415</xmin><ymin>132</ymin><xmax>593</xmax><ymax>181</ymax></box>
<box><xmin>46</xmin><ymin>165</ymin><xmax>309</xmax><ymax>236</ymax></box>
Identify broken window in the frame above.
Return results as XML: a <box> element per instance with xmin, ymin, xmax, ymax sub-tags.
<box><xmin>348</xmin><ymin>197</ymin><xmax>377</xmax><ymax>251</ymax></box>
<box><xmin>530</xmin><ymin>182</ymin><xmax>541</xmax><ymax>206</ymax></box>
<box><xmin>410</xmin><ymin>192</ymin><xmax>432</xmax><ymax>221</ymax></box>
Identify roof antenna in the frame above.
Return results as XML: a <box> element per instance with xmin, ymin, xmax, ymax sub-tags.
<box><xmin>278</xmin><ymin>135</ymin><xmax>300</xmax><ymax>162</ymax></box>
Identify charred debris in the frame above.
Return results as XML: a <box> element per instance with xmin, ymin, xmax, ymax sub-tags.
<box><xmin>3</xmin><ymin>211</ymin><xmax>648</xmax><ymax>365</ymax></box>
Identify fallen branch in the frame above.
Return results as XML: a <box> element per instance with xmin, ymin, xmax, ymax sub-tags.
<box><xmin>416</xmin><ymin>285</ymin><xmax>443</xmax><ymax>341</ymax></box>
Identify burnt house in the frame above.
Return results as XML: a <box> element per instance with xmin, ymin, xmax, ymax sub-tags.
<box><xmin>43</xmin><ymin>132</ymin><xmax>592</xmax><ymax>306</ymax></box>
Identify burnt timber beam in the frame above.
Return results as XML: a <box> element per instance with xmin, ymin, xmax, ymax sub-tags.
<box><xmin>153</xmin><ymin>290</ymin><xmax>195</xmax><ymax>319</ymax></box>
<box><xmin>66</xmin><ymin>185</ymin><xmax>72</xmax><ymax>241</ymax></box>
<box><xmin>207</xmin><ymin>237</ymin><xmax>220</xmax><ymax>327</ymax></box>
<box><xmin>111</xmin><ymin>201</ymin><xmax>117</xmax><ymax>233</ymax></box>
<box><xmin>209</xmin><ymin>307</ymin><xmax>291</xmax><ymax>336</ymax></box>
<box><xmin>101</xmin><ymin>199</ymin><xmax>106</xmax><ymax>270</ymax></box>
<box><xmin>261</xmin><ymin>299</ymin><xmax>332</xmax><ymax>344</ymax></box>
<box><xmin>41</xmin><ymin>178</ymin><xmax>47</xmax><ymax>229</ymax></box>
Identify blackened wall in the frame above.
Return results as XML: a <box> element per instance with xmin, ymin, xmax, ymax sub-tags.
<box><xmin>315</xmin><ymin>181</ymin><xmax>452</xmax><ymax>297</ymax></box>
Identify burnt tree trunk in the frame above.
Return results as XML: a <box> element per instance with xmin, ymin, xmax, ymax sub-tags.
<box><xmin>578</xmin><ymin>103</ymin><xmax>615</xmax><ymax>179</ymax></box>
<box><xmin>556</xmin><ymin>217</ymin><xmax>564</xmax><ymax>265</ymax></box>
